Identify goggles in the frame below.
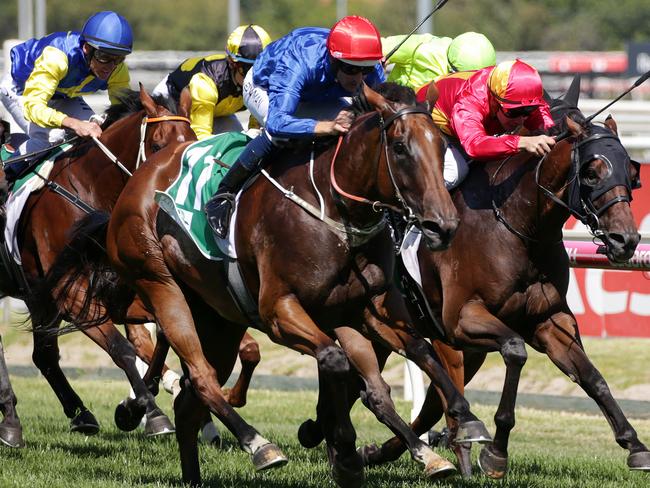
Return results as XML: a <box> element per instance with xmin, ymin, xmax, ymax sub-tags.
<box><xmin>92</xmin><ymin>50</ymin><xmax>126</xmax><ymax>66</ymax></box>
<box><xmin>503</xmin><ymin>105</ymin><xmax>537</xmax><ymax>119</ymax></box>
<box><xmin>337</xmin><ymin>61</ymin><xmax>375</xmax><ymax>76</ymax></box>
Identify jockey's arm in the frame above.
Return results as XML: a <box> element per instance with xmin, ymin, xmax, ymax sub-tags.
<box><xmin>452</xmin><ymin>100</ymin><xmax>520</xmax><ymax>160</ymax></box>
<box><xmin>21</xmin><ymin>46</ymin><xmax>70</xmax><ymax>129</ymax></box>
<box><xmin>382</xmin><ymin>34</ymin><xmax>432</xmax><ymax>65</ymax></box>
<box><xmin>22</xmin><ymin>46</ymin><xmax>101</xmax><ymax>139</ymax></box>
<box><xmin>266</xmin><ymin>67</ymin><xmax>318</xmax><ymax>139</ymax></box>
<box><xmin>186</xmin><ymin>72</ymin><xmax>218</xmax><ymax>140</ymax></box>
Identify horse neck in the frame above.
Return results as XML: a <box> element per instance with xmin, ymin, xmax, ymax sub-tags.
<box><xmin>325</xmin><ymin>116</ymin><xmax>387</xmax><ymax>224</ymax></box>
<box><xmin>65</xmin><ymin>110</ymin><xmax>146</xmax><ymax>208</ymax></box>
<box><xmin>490</xmin><ymin>141</ymin><xmax>575</xmax><ymax>244</ymax></box>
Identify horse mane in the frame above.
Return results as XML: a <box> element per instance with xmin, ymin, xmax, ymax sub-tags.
<box><xmin>102</xmin><ymin>89</ymin><xmax>178</xmax><ymax>129</ymax></box>
<box><xmin>349</xmin><ymin>82</ymin><xmax>420</xmax><ymax>115</ymax></box>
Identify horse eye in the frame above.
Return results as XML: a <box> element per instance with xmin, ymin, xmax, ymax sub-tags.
<box><xmin>580</xmin><ymin>167</ymin><xmax>599</xmax><ymax>186</ymax></box>
<box><xmin>151</xmin><ymin>143</ymin><xmax>162</xmax><ymax>153</ymax></box>
<box><xmin>393</xmin><ymin>141</ymin><xmax>407</xmax><ymax>155</ymax></box>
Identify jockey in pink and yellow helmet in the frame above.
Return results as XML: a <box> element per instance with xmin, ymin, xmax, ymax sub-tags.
<box><xmin>416</xmin><ymin>59</ymin><xmax>556</xmax><ymax>190</ymax></box>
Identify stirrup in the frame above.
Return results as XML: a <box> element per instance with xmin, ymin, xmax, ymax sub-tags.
<box><xmin>206</xmin><ymin>192</ymin><xmax>236</xmax><ymax>239</ymax></box>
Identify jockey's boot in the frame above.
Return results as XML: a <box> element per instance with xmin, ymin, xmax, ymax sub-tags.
<box><xmin>205</xmin><ymin>161</ymin><xmax>254</xmax><ymax>239</ymax></box>
<box><xmin>205</xmin><ymin>131</ymin><xmax>274</xmax><ymax>239</ymax></box>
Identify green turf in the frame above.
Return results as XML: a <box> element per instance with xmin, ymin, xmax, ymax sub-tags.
<box><xmin>1</xmin><ymin>377</ymin><xmax>649</xmax><ymax>487</ymax></box>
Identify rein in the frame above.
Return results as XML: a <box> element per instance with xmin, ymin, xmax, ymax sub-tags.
<box><xmin>93</xmin><ymin>114</ymin><xmax>191</xmax><ymax>177</ymax></box>
<box><xmin>330</xmin><ymin>106</ymin><xmax>432</xmax><ymax>222</ymax></box>
<box><xmin>40</xmin><ymin>113</ymin><xmax>191</xmax><ymax>214</ymax></box>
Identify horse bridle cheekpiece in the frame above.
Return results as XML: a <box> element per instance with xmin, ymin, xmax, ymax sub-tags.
<box><xmin>331</xmin><ymin>105</ymin><xmax>433</xmax><ymax>227</ymax></box>
<box><xmin>536</xmin><ymin>125</ymin><xmax>636</xmax><ymax>237</ymax></box>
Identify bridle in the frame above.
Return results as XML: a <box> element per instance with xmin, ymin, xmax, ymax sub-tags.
<box><xmin>92</xmin><ymin>114</ymin><xmax>191</xmax><ymax>176</ymax></box>
<box><xmin>492</xmin><ymin>121</ymin><xmax>633</xmax><ymax>244</ymax></box>
<box><xmin>330</xmin><ymin>105</ymin><xmax>434</xmax><ymax>228</ymax></box>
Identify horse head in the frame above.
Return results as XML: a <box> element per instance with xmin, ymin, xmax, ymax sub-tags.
<box><xmin>542</xmin><ymin>78</ymin><xmax>641</xmax><ymax>262</ymax></box>
<box><xmin>100</xmin><ymin>84</ymin><xmax>194</xmax><ymax>175</ymax></box>
<box><xmin>360</xmin><ymin>83</ymin><xmax>459</xmax><ymax>250</ymax></box>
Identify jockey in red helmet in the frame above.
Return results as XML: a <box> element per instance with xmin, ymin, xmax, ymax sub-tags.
<box><xmin>416</xmin><ymin>59</ymin><xmax>556</xmax><ymax>189</ymax></box>
<box><xmin>205</xmin><ymin>16</ymin><xmax>386</xmax><ymax>239</ymax></box>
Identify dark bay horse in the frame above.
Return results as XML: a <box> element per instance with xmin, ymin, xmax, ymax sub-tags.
<box><xmin>0</xmin><ymin>86</ymin><xmax>194</xmax><ymax>446</ymax></box>
<box><xmin>89</xmin><ymin>83</ymin><xmax>492</xmax><ymax>486</ymax></box>
<box><xmin>358</xmin><ymin>81</ymin><xmax>650</xmax><ymax>478</ymax></box>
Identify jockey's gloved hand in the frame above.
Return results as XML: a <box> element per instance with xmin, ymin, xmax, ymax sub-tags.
<box><xmin>518</xmin><ymin>135</ymin><xmax>556</xmax><ymax>157</ymax></box>
<box><xmin>62</xmin><ymin>117</ymin><xmax>103</xmax><ymax>140</ymax></box>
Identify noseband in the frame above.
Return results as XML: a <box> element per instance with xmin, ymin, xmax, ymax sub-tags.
<box><xmin>330</xmin><ymin>105</ymin><xmax>434</xmax><ymax>226</ymax></box>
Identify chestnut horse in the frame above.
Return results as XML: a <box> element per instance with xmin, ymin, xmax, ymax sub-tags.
<box><xmin>359</xmin><ymin>80</ymin><xmax>650</xmax><ymax>477</ymax></box>
<box><xmin>76</xmin><ymin>83</ymin><xmax>494</xmax><ymax>486</ymax></box>
<box><xmin>0</xmin><ymin>87</ymin><xmax>194</xmax><ymax>446</ymax></box>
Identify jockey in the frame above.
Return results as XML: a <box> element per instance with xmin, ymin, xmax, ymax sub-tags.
<box><xmin>382</xmin><ymin>31</ymin><xmax>496</xmax><ymax>91</ymax></box>
<box><xmin>152</xmin><ymin>25</ymin><xmax>272</xmax><ymax>139</ymax></box>
<box><xmin>416</xmin><ymin>59</ymin><xmax>556</xmax><ymax>190</ymax></box>
<box><xmin>0</xmin><ymin>10</ymin><xmax>132</xmax><ymax>175</ymax></box>
<box><xmin>205</xmin><ymin>15</ymin><xmax>385</xmax><ymax>239</ymax></box>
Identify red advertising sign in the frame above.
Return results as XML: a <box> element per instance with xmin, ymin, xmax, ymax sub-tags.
<box><xmin>565</xmin><ymin>165</ymin><xmax>650</xmax><ymax>337</ymax></box>
<box><xmin>548</xmin><ymin>53</ymin><xmax>628</xmax><ymax>73</ymax></box>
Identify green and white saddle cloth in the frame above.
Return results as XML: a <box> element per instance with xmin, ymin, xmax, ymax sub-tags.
<box><xmin>155</xmin><ymin>131</ymin><xmax>251</xmax><ymax>261</ymax></box>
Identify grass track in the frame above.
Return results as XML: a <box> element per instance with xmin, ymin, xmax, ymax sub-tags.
<box><xmin>1</xmin><ymin>377</ymin><xmax>649</xmax><ymax>487</ymax></box>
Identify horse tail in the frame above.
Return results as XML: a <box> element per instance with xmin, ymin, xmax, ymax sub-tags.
<box><xmin>30</xmin><ymin>210</ymin><xmax>135</xmax><ymax>336</ymax></box>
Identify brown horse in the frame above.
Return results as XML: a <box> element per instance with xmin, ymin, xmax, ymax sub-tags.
<box><xmin>358</xmin><ymin>80</ymin><xmax>650</xmax><ymax>477</ymax></box>
<box><xmin>0</xmin><ymin>86</ymin><xmax>194</xmax><ymax>446</ymax></box>
<box><xmin>75</xmin><ymin>82</ymin><xmax>495</xmax><ymax>486</ymax></box>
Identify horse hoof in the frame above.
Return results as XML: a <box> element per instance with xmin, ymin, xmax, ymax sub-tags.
<box><xmin>144</xmin><ymin>410</ymin><xmax>175</xmax><ymax>437</ymax></box>
<box><xmin>200</xmin><ymin>421</ymin><xmax>222</xmax><ymax>448</ymax></box>
<box><xmin>455</xmin><ymin>420</ymin><xmax>492</xmax><ymax>444</ymax></box>
<box><xmin>253</xmin><ymin>443</ymin><xmax>288</xmax><ymax>471</ymax></box>
<box><xmin>331</xmin><ymin>454</ymin><xmax>365</xmax><ymax>488</ymax></box>
<box><xmin>297</xmin><ymin>418</ymin><xmax>323</xmax><ymax>448</ymax></box>
<box><xmin>628</xmin><ymin>451</ymin><xmax>650</xmax><ymax>471</ymax></box>
<box><xmin>478</xmin><ymin>445</ymin><xmax>508</xmax><ymax>479</ymax></box>
<box><xmin>428</xmin><ymin>428</ymin><xmax>451</xmax><ymax>449</ymax></box>
<box><xmin>70</xmin><ymin>409</ymin><xmax>100</xmax><ymax>435</ymax></box>
<box><xmin>114</xmin><ymin>400</ymin><xmax>145</xmax><ymax>432</ymax></box>
<box><xmin>422</xmin><ymin>449</ymin><xmax>457</xmax><ymax>479</ymax></box>
<box><xmin>0</xmin><ymin>424</ymin><xmax>25</xmax><ymax>448</ymax></box>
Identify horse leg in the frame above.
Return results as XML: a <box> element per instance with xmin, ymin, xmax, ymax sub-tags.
<box><xmin>174</xmin><ymin>373</ymin><xmax>210</xmax><ymax>487</ymax></box>
<box><xmin>136</xmin><ymin>279</ymin><xmax>285</xmax><ymax>486</ymax></box>
<box><xmin>448</xmin><ymin>301</ymin><xmax>528</xmax><ymax>479</ymax></box>
<box><xmin>530</xmin><ymin>312</ymin><xmax>650</xmax><ymax>471</ymax></box>
<box><xmin>0</xmin><ymin>335</ymin><xmax>23</xmax><ymax>448</ymax></box>
<box><xmin>223</xmin><ymin>331</ymin><xmax>260</xmax><ymax>408</ymax></box>
<box><xmin>336</xmin><ymin>326</ymin><xmax>456</xmax><ymax>480</ymax></box>
<box><xmin>261</xmin><ymin>294</ymin><xmax>363</xmax><ymax>488</ymax></box>
<box><xmin>82</xmin><ymin>321</ymin><xmax>174</xmax><ymax>436</ymax></box>
<box><xmin>362</xmin><ymin>289</ymin><xmax>491</xmax><ymax>445</ymax></box>
<box><xmin>31</xmin><ymin>317</ymin><xmax>99</xmax><ymax>434</ymax></box>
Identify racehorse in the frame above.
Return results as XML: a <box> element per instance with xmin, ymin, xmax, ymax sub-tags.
<box><xmin>356</xmin><ymin>78</ymin><xmax>650</xmax><ymax>477</ymax></box>
<box><xmin>0</xmin><ymin>86</ymin><xmax>194</xmax><ymax>445</ymax></box>
<box><xmin>63</xmin><ymin>82</ymin><xmax>494</xmax><ymax>486</ymax></box>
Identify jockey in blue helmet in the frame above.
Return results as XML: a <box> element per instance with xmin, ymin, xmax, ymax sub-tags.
<box><xmin>0</xmin><ymin>11</ymin><xmax>133</xmax><ymax>167</ymax></box>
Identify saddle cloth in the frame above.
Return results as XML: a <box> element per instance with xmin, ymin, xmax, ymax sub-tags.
<box><xmin>3</xmin><ymin>144</ymin><xmax>72</xmax><ymax>264</ymax></box>
<box><xmin>155</xmin><ymin>131</ymin><xmax>251</xmax><ymax>261</ymax></box>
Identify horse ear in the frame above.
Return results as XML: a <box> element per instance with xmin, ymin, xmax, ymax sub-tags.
<box><xmin>425</xmin><ymin>82</ymin><xmax>439</xmax><ymax>110</ymax></box>
<box><xmin>562</xmin><ymin>75</ymin><xmax>581</xmax><ymax>107</ymax></box>
<box><xmin>604</xmin><ymin>114</ymin><xmax>618</xmax><ymax>135</ymax></box>
<box><xmin>565</xmin><ymin>115</ymin><xmax>584</xmax><ymax>137</ymax></box>
<box><xmin>139</xmin><ymin>82</ymin><xmax>158</xmax><ymax>117</ymax></box>
<box><xmin>179</xmin><ymin>87</ymin><xmax>192</xmax><ymax>119</ymax></box>
<box><xmin>362</xmin><ymin>83</ymin><xmax>390</xmax><ymax>112</ymax></box>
